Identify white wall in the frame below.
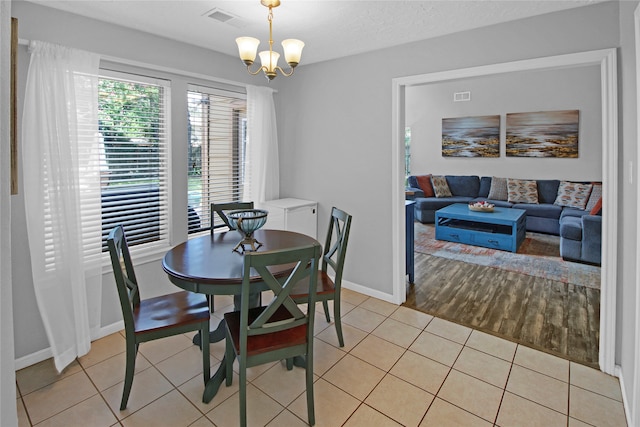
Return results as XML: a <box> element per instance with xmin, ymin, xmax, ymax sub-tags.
<box><xmin>616</xmin><ymin>0</ymin><xmax>639</xmax><ymax>420</ymax></box>
<box><xmin>406</xmin><ymin>65</ymin><xmax>602</xmax><ymax>181</ymax></box>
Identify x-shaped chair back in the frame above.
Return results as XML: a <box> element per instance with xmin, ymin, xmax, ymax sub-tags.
<box><xmin>210</xmin><ymin>202</ymin><xmax>254</xmax><ymax>234</ymax></box>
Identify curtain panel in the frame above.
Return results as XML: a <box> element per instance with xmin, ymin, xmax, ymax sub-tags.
<box><xmin>245</xmin><ymin>85</ymin><xmax>280</xmax><ymax>203</ymax></box>
<box><xmin>22</xmin><ymin>41</ymin><xmax>102</xmax><ymax>372</ymax></box>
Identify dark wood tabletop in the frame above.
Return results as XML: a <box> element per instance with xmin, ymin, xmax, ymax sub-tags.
<box><xmin>162</xmin><ymin>228</ymin><xmax>319</xmax><ymax>294</ymax></box>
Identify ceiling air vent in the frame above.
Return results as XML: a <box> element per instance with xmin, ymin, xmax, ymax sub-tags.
<box><xmin>204</xmin><ymin>8</ymin><xmax>247</xmax><ymax>28</ymax></box>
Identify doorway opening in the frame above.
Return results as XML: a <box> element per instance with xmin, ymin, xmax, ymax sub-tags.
<box><xmin>391</xmin><ymin>49</ymin><xmax>618</xmax><ymax>374</ymax></box>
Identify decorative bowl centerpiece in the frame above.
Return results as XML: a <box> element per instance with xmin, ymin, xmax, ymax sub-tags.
<box><xmin>468</xmin><ymin>201</ymin><xmax>495</xmax><ymax>212</ymax></box>
<box><xmin>227</xmin><ymin>209</ymin><xmax>269</xmax><ymax>253</ymax></box>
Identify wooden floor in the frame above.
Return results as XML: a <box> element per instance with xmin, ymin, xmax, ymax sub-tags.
<box><xmin>405</xmin><ymin>253</ymin><xmax>600</xmax><ymax>368</ymax></box>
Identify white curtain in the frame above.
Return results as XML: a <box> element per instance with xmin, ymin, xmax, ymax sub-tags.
<box><xmin>245</xmin><ymin>85</ymin><xmax>280</xmax><ymax>203</ymax></box>
<box><xmin>22</xmin><ymin>41</ymin><xmax>103</xmax><ymax>372</ymax></box>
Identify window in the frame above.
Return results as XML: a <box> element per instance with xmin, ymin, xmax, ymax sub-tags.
<box><xmin>98</xmin><ymin>71</ymin><xmax>170</xmax><ymax>250</ymax></box>
<box><xmin>187</xmin><ymin>86</ymin><xmax>247</xmax><ymax>233</ymax></box>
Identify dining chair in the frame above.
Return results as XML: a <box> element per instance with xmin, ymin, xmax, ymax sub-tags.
<box><xmin>107</xmin><ymin>225</ymin><xmax>210</xmax><ymax>410</ymax></box>
<box><xmin>224</xmin><ymin>243</ymin><xmax>321</xmax><ymax>427</ymax></box>
<box><xmin>208</xmin><ymin>201</ymin><xmax>255</xmax><ymax>313</ymax></box>
<box><xmin>291</xmin><ymin>207</ymin><xmax>352</xmax><ymax>347</ymax></box>
<box><xmin>210</xmin><ymin>201</ymin><xmax>254</xmax><ymax>234</ymax></box>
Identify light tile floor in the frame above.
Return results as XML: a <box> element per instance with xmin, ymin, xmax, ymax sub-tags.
<box><xmin>16</xmin><ymin>289</ymin><xmax>627</xmax><ymax>426</ymax></box>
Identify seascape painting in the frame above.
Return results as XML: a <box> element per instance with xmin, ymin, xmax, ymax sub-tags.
<box><xmin>441</xmin><ymin>115</ymin><xmax>500</xmax><ymax>157</ymax></box>
<box><xmin>506</xmin><ymin>110</ymin><xmax>579</xmax><ymax>158</ymax></box>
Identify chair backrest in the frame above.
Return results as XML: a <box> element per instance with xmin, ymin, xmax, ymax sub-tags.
<box><xmin>211</xmin><ymin>202</ymin><xmax>254</xmax><ymax>234</ymax></box>
<box><xmin>323</xmin><ymin>207</ymin><xmax>353</xmax><ymax>285</ymax></box>
<box><xmin>107</xmin><ymin>225</ymin><xmax>140</xmax><ymax>335</ymax></box>
<box><xmin>241</xmin><ymin>244</ymin><xmax>321</xmax><ymax>339</ymax></box>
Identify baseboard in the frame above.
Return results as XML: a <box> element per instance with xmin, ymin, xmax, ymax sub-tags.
<box><xmin>616</xmin><ymin>365</ymin><xmax>634</xmax><ymax>427</ymax></box>
<box><xmin>14</xmin><ymin>320</ymin><xmax>124</xmax><ymax>371</ymax></box>
<box><xmin>342</xmin><ymin>279</ymin><xmax>396</xmax><ymax>304</ymax></box>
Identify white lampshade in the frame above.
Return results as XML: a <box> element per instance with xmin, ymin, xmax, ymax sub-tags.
<box><xmin>281</xmin><ymin>39</ymin><xmax>304</xmax><ymax>66</ymax></box>
<box><xmin>258</xmin><ymin>50</ymin><xmax>280</xmax><ymax>71</ymax></box>
<box><xmin>236</xmin><ymin>37</ymin><xmax>260</xmax><ymax>64</ymax></box>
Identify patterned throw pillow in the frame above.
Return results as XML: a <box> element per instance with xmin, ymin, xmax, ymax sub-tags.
<box><xmin>554</xmin><ymin>181</ymin><xmax>593</xmax><ymax>210</ymax></box>
<box><xmin>507</xmin><ymin>178</ymin><xmax>539</xmax><ymax>204</ymax></box>
<box><xmin>415</xmin><ymin>175</ymin><xmax>434</xmax><ymax>197</ymax></box>
<box><xmin>487</xmin><ymin>177</ymin><xmax>508</xmax><ymax>201</ymax></box>
<box><xmin>431</xmin><ymin>175</ymin><xmax>452</xmax><ymax>198</ymax></box>
<box><xmin>585</xmin><ymin>183</ymin><xmax>602</xmax><ymax>212</ymax></box>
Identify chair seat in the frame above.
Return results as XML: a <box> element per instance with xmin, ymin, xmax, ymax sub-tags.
<box><xmin>134</xmin><ymin>291</ymin><xmax>210</xmax><ymax>335</ymax></box>
<box><xmin>225</xmin><ymin>306</ymin><xmax>307</xmax><ymax>357</ymax></box>
<box><xmin>291</xmin><ymin>270</ymin><xmax>336</xmax><ymax>299</ymax></box>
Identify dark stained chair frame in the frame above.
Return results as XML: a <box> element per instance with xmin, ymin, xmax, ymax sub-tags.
<box><xmin>224</xmin><ymin>243</ymin><xmax>321</xmax><ymax>427</ymax></box>
<box><xmin>107</xmin><ymin>225</ymin><xmax>210</xmax><ymax>410</ymax></box>
<box><xmin>291</xmin><ymin>207</ymin><xmax>352</xmax><ymax>347</ymax></box>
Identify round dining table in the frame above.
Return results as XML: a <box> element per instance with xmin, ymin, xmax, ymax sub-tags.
<box><xmin>162</xmin><ymin>228</ymin><xmax>320</xmax><ymax>403</ymax></box>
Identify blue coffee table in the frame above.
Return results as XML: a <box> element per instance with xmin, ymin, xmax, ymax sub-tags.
<box><xmin>435</xmin><ymin>203</ymin><xmax>526</xmax><ymax>253</ymax></box>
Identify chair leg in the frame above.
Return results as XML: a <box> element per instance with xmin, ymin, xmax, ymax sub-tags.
<box><xmin>120</xmin><ymin>340</ymin><xmax>138</xmax><ymax>410</ymax></box>
<box><xmin>286</xmin><ymin>358</ymin><xmax>294</xmax><ymax>370</ymax></box>
<box><xmin>225</xmin><ymin>337</ymin><xmax>234</xmax><ymax>387</ymax></box>
<box><xmin>239</xmin><ymin>358</ymin><xmax>247</xmax><ymax>427</ymax></box>
<box><xmin>201</xmin><ymin>322</ymin><xmax>210</xmax><ymax>384</ymax></box>
<box><xmin>332</xmin><ymin>298</ymin><xmax>344</xmax><ymax>348</ymax></box>
<box><xmin>322</xmin><ymin>300</ymin><xmax>331</xmax><ymax>323</ymax></box>
<box><xmin>306</xmin><ymin>350</ymin><xmax>315</xmax><ymax>426</ymax></box>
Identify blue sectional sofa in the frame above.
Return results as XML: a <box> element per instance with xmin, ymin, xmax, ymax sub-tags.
<box><xmin>407</xmin><ymin>175</ymin><xmax>602</xmax><ymax>265</ymax></box>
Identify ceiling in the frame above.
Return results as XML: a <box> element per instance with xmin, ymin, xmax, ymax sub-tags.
<box><xmin>24</xmin><ymin>0</ymin><xmax>606</xmax><ymax>65</ymax></box>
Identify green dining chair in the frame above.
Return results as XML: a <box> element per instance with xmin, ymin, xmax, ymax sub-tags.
<box><xmin>209</xmin><ymin>202</ymin><xmax>255</xmax><ymax>313</ymax></box>
<box><xmin>291</xmin><ymin>207</ymin><xmax>352</xmax><ymax>347</ymax></box>
<box><xmin>223</xmin><ymin>243</ymin><xmax>321</xmax><ymax>427</ymax></box>
<box><xmin>107</xmin><ymin>225</ymin><xmax>211</xmax><ymax>410</ymax></box>
<box><xmin>210</xmin><ymin>201</ymin><xmax>254</xmax><ymax>234</ymax></box>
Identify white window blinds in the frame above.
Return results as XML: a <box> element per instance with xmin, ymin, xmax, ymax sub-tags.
<box><xmin>99</xmin><ymin>71</ymin><xmax>170</xmax><ymax>250</ymax></box>
<box><xmin>187</xmin><ymin>85</ymin><xmax>247</xmax><ymax>233</ymax></box>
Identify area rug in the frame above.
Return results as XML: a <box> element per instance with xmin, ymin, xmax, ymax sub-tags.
<box><xmin>415</xmin><ymin>222</ymin><xmax>600</xmax><ymax>289</ymax></box>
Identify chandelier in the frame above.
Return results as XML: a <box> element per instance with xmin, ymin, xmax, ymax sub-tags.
<box><xmin>235</xmin><ymin>0</ymin><xmax>304</xmax><ymax>81</ymax></box>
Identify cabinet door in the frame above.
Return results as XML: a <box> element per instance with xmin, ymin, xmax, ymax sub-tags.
<box><xmin>286</xmin><ymin>205</ymin><xmax>317</xmax><ymax>238</ymax></box>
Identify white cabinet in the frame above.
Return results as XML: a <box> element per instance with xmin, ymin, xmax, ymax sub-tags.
<box><xmin>259</xmin><ymin>198</ymin><xmax>318</xmax><ymax>239</ymax></box>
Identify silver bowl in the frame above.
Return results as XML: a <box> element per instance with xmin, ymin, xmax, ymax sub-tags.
<box><xmin>227</xmin><ymin>209</ymin><xmax>269</xmax><ymax>252</ymax></box>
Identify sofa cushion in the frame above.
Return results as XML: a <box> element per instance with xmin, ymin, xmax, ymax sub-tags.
<box><xmin>560</xmin><ymin>216</ymin><xmax>583</xmax><ymax>240</ymax></box>
<box><xmin>487</xmin><ymin>177</ymin><xmax>508</xmax><ymax>201</ymax></box>
<box><xmin>536</xmin><ymin>180</ymin><xmax>561</xmax><ymax>204</ymax></box>
<box><xmin>478</xmin><ymin>176</ymin><xmax>492</xmax><ymax>198</ymax></box>
<box><xmin>585</xmin><ymin>183</ymin><xmax>602</xmax><ymax>212</ymax></box>
<box><xmin>554</xmin><ymin>181</ymin><xmax>593</xmax><ymax>210</ymax></box>
<box><xmin>507</xmin><ymin>179</ymin><xmax>539</xmax><ymax>204</ymax></box>
<box><xmin>445</xmin><ymin>175</ymin><xmax>480</xmax><ymax>197</ymax></box>
<box><xmin>432</xmin><ymin>176</ymin><xmax>453</xmax><ymax>197</ymax></box>
<box><xmin>415</xmin><ymin>175</ymin><xmax>435</xmax><ymax>197</ymax></box>
<box><xmin>517</xmin><ymin>203</ymin><xmax>562</xmax><ymax>219</ymax></box>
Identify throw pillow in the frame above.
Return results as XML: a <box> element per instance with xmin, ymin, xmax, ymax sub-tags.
<box><xmin>487</xmin><ymin>177</ymin><xmax>508</xmax><ymax>201</ymax></box>
<box><xmin>554</xmin><ymin>181</ymin><xmax>593</xmax><ymax>210</ymax></box>
<box><xmin>590</xmin><ymin>197</ymin><xmax>603</xmax><ymax>215</ymax></box>
<box><xmin>507</xmin><ymin>178</ymin><xmax>539</xmax><ymax>204</ymax></box>
<box><xmin>431</xmin><ymin>175</ymin><xmax>452</xmax><ymax>198</ymax></box>
<box><xmin>585</xmin><ymin>183</ymin><xmax>602</xmax><ymax>212</ymax></box>
<box><xmin>415</xmin><ymin>175</ymin><xmax>434</xmax><ymax>197</ymax></box>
